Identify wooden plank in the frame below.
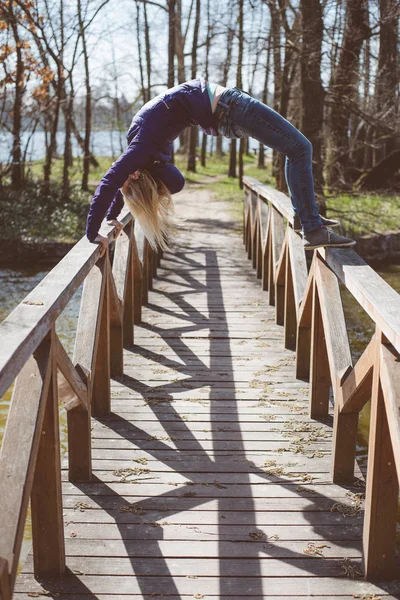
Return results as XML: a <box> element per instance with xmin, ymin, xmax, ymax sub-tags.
<box><xmin>340</xmin><ymin>336</ymin><xmax>375</xmax><ymax>413</ymax></box>
<box><xmin>363</xmin><ymin>332</ymin><xmax>399</xmax><ymax>580</ymax></box>
<box><xmin>0</xmin><ymin>557</ymin><xmax>10</xmax><ymax>600</ymax></box>
<box><xmin>92</xmin><ymin>259</ymin><xmax>110</xmax><ymax>417</ymax></box>
<box><xmin>49</xmin><ymin>521</ymin><xmax>364</xmax><ymax>542</ymax></box>
<box><xmin>379</xmin><ymin>343</ymin><xmax>400</xmax><ymax>482</ymax></box>
<box><xmin>284</xmin><ymin>246</ymin><xmax>296</xmax><ymax>350</ymax></box>
<box><xmin>296</xmin><ymin>258</ymin><xmax>315</xmax><ymax>381</ymax></box>
<box><xmin>132</xmin><ymin>228</ymin><xmax>142</xmax><ymax>324</ymax></box>
<box><xmin>55</xmin><ymin>334</ymin><xmax>88</xmax><ymax>411</ymax></box>
<box><xmin>14</xmin><ymin>575</ymin><xmax>398</xmax><ymax>598</ymax></box>
<box><xmin>309</xmin><ymin>281</ymin><xmax>330</xmax><ymax>419</ymax></box>
<box><xmin>287</xmin><ymin>227</ymin><xmax>308</xmax><ymax>313</ymax></box>
<box><xmin>274</xmin><ymin>233</ymin><xmax>287</xmax><ymax>325</ymax></box>
<box><xmin>0</xmin><ymin>334</ymin><xmax>52</xmax><ymax>583</ymax></box>
<box><xmin>30</xmin><ymin>329</ymin><xmax>65</xmax><ymax>578</ymax></box>
<box><xmin>315</xmin><ymin>260</ymin><xmax>357</xmax><ymax>483</ymax></box>
<box><xmin>320</xmin><ymin>247</ymin><xmax>400</xmax><ymax>353</ymax></box>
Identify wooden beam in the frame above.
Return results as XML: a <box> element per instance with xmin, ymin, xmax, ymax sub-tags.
<box><xmin>284</xmin><ymin>248</ymin><xmax>296</xmax><ymax>351</ymax></box>
<box><xmin>363</xmin><ymin>332</ymin><xmax>399</xmax><ymax>580</ymax></box>
<box><xmin>379</xmin><ymin>342</ymin><xmax>400</xmax><ymax>483</ymax></box>
<box><xmin>339</xmin><ymin>336</ymin><xmax>375</xmax><ymax>414</ymax></box>
<box><xmin>55</xmin><ymin>334</ymin><xmax>88</xmax><ymax>411</ymax></box>
<box><xmin>274</xmin><ymin>232</ymin><xmax>288</xmax><ymax>326</ymax></box>
<box><xmin>319</xmin><ymin>247</ymin><xmax>400</xmax><ymax>353</ymax></box>
<box><xmin>132</xmin><ymin>230</ymin><xmax>143</xmax><ymax>324</ymax></box>
<box><xmin>112</xmin><ymin>222</ymin><xmax>133</xmax><ymax>351</ymax></box>
<box><xmin>0</xmin><ymin>558</ymin><xmax>10</xmax><ymax>600</ymax></box>
<box><xmin>0</xmin><ymin>335</ymin><xmax>52</xmax><ymax>584</ymax></box>
<box><xmin>31</xmin><ymin>329</ymin><xmax>65</xmax><ymax>578</ymax></box>
<box><xmin>296</xmin><ymin>259</ymin><xmax>315</xmax><ymax>381</ymax></box>
<box><xmin>309</xmin><ymin>280</ymin><xmax>330</xmax><ymax>419</ymax></box>
<box><xmin>287</xmin><ymin>227</ymin><xmax>308</xmax><ymax>317</ymax></box>
<box><xmin>315</xmin><ymin>260</ymin><xmax>353</xmax><ymax>391</ymax></box>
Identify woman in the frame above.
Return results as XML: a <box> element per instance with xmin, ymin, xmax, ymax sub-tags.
<box><xmin>86</xmin><ymin>78</ymin><xmax>355</xmax><ymax>254</ymax></box>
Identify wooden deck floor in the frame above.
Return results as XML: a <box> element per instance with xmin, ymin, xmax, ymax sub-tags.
<box><xmin>16</xmin><ymin>190</ymin><xmax>399</xmax><ymax>598</ymax></box>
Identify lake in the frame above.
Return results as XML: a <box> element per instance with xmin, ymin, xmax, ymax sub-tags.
<box><xmin>0</xmin><ymin>131</ymin><xmax>263</xmax><ymax>163</ymax></box>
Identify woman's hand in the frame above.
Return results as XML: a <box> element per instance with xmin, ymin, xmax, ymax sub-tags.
<box><xmin>107</xmin><ymin>219</ymin><xmax>124</xmax><ymax>239</ymax></box>
<box><xmin>94</xmin><ymin>233</ymin><xmax>109</xmax><ymax>257</ymax></box>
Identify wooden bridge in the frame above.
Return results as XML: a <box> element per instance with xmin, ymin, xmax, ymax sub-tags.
<box><xmin>0</xmin><ymin>177</ymin><xmax>399</xmax><ymax>599</ymax></box>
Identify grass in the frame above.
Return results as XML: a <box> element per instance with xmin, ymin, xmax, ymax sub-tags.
<box><xmin>326</xmin><ymin>192</ymin><xmax>400</xmax><ymax>237</ymax></box>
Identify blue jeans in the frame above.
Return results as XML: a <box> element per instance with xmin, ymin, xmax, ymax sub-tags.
<box><xmin>214</xmin><ymin>87</ymin><xmax>322</xmax><ymax>233</ymax></box>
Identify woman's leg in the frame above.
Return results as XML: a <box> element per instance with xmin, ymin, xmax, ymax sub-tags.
<box><xmin>224</xmin><ymin>91</ymin><xmax>322</xmax><ymax>232</ymax></box>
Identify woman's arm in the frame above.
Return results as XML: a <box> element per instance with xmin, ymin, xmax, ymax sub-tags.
<box><xmin>86</xmin><ymin>140</ymin><xmax>152</xmax><ymax>242</ymax></box>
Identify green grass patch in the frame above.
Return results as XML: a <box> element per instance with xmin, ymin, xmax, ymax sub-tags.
<box><xmin>326</xmin><ymin>193</ymin><xmax>400</xmax><ymax>237</ymax></box>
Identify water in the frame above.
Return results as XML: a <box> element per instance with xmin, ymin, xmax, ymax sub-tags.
<box><xmin>0</xmin><ymin>131</ymin><xmax>261</xmax><ymax>163</ymax></box>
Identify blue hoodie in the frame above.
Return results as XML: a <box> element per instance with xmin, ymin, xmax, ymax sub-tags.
<box><xmin>86</xmin><ymin>77</ymin><xmax>218</xmax><ymax>242</ymax></box>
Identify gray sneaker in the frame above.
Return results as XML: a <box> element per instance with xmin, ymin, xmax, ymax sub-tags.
<box><xmin>303</xmin><ymin>227</ymin><xmax>356</xmax><ymax>251</ymax></box>
<box><xmin>294</xmin><ymin>214</ymin><xmax>341</xmax><ymax>231</ymax></box>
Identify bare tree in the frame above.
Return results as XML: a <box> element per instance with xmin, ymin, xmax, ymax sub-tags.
<box><xmin>300</xmin><ymin>0</ymin><xmax>325</xmax><ymax>210</ymax></box>
<box><xmin>326</xmin><ymin>0</ymin><xmax>370</xmax><ymax>189</ymax></box>
<box><xmin>187</xmin><ymin>0</ymin><xmax>201</xmax><ymax>172</ymax></box>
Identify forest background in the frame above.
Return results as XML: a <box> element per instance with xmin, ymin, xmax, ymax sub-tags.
<box><xmin>0</xmin><ymin>0</ymin><xmax>399</xmax><ymax>255</ymax></box>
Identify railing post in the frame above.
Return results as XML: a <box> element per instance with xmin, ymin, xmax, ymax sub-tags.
<box><xmin>363</xmin><ymin>332</ymin><xmax>399</xmax><ymax>580</ymax></box>
<box><xmin>132</xmin><ymin>233</ymin><xmax>143</xmax><ymax>324</ymax></box>
<box><xmin>31</xmin><ymin>328</ymin><xmax>65</xmax><ymax>579</ymax></box>
<box><xmin>309</xmin><ymin>275</ymin><xmax>330</xmax><ymax>418</ymax></box>
<box><xmin>0</xmin><ymin>559</ymin><xmax>10</xmax><ymax>600</ymax></box>
<box><xmin>92</xmin><ymin>258</ymin><xmax>111</xmax><ymax>416</ymax></box>
<box><xmin>296</xmin><ymin>259</ymin><xmax>315</xmax><ymax>381</ymax></box>
<box><xmin>112</xmin><ymin>221</ymin><xmax>134</xmax><ymax>350</ymax></box>
<box><xmin>284</xmin><ymin>248</ymin><xmax>296</xmax><ymax>350</ymax></box>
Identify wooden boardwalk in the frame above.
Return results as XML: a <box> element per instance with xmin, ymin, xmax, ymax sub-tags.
<box><xmin>15</xmin><ymin>190</ymin><xmax>399</xmax><ymax>599</ymax></box>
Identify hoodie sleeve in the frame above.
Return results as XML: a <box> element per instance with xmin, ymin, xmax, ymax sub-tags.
<box><xmin>86</xmin><ymin>140</ymin><xmax>152</xmax><ymax>242</ymax></box>
<box><xmin>106</xmin><ymin>189</ymin><xmax>124</xmax><ymax>221</ymax></box>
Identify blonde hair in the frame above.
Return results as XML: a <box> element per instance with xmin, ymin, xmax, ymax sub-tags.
<box><xmin>121</xmin><ymin>170</ymin><xmax>174</xmax><ymax>251</ymax></box>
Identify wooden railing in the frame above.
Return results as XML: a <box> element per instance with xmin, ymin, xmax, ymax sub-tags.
<box><xmin>243</xmin><ymin>176</ymin><xmax>400</xmax><ymax>581</ymax></box>
<box><xmin>0</xmin><ymin>208</ymin><xmax>160</xmax><ymax>598</ymax></box>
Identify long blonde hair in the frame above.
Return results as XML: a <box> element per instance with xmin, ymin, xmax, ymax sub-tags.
<box><xmin>121</xmin><ymin>170</ymin><xmax>174</xmax><ymax>250</ymax></box>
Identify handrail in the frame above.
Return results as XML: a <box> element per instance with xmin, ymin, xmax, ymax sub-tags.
<box><xmin>242</xmin><ymin>175</ymin><xmax>400</xmax><ymax>581</ymax></box>
<box><xmin>0</xmin><ymin>209</ymin><xmax>160</xmax><ymax>597</ymax></box>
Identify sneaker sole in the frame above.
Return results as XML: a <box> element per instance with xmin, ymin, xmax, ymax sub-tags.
<box><xmin>304</xmin><ymin>240</ymin><xmax>356</xmax><ymax>251</ymax></box>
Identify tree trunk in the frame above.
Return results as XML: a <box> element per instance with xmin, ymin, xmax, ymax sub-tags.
<box><xmin>216</xmin><ymin>18</ymin><xmax>235</xmax><ymax>159</ymax></box>
<box><xmin>187</xmin><ymin>0</ymin><xmax>201</xmax><ymax>172</ymax></box>
<box><xmin>373</xmin><ymin>0</ymin><xmax>398</xmax><ymax>160</ymax></box>
<box><xmin>167</xmin><ymin>0</ymin><xmax>175</xmax><ymax>88</ymax></box>
<box><xmin>8</xmin><ymin>1</ymin><xmax>24</xmax><ymax>190</ymax></box>
<box><xmin>300</xmin><ymin>0</ymin><xmax>325</xmax><ymax>211</ymax></box>
<box><xmin>143</xmin><ymin>0</ymin><xmax>151</xmax><ymax>101</ymax></box>
<box><xmin>229</xmin><ymin>139</ymin><xmax>237</xmax><ymax>177</ymax></box>
<box><xmin>267</xmin><ymin>0</ymin><xmax>282</xmax><ymax>185</ymax></box>
<box><xmin>200</xmin><ymin>0</ymin><xmax>211</xmax><ymax>168</ymax></box>
<box><xmin>77</xmin><ymin>0</ymin><xmax>91</xmax><ymax>192</ymax></box>
<box><xmin>326</xmin><ymin>0</ymin><xmax>370</xmax><ymax>189</ymax></box>
<box><xmin>258</xmin><ymin>38</ymin><xmax>271</xmax><ymax>169</ymax></box>
<box><xmin>135</xmin><ymin>1</ymin><xmax>146</xmax><ymax>103</ymax></box>
<box><xmin>236</xmin><ymin>0</ymin><xmax>244</xmax><ymax>188</ymax></box>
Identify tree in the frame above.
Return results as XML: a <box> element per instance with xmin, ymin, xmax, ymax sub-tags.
<box><xmin>326</xmin><ymin>0</ymin><xmax>370</xmax><ymax>189</ymax></box>
<box><xmin>373</xmin><ymin>0</ymin><xmax>399</xmax><ymax>160</ymax></box>
<box><xmin>300</xmin><ymin>0</ymin><xmax>325</xmax><ymax>210</ymax></box>
<box><xmin>187</xmin><ymin>0</ymin><xmax>201</xmax><ymax>172</ymax></box>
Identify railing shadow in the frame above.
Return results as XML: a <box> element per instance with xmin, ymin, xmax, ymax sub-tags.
<box><xmin>33</xmin><ymin>247</ymin><xmax>399</xmax><ymax>598</ymax></box>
